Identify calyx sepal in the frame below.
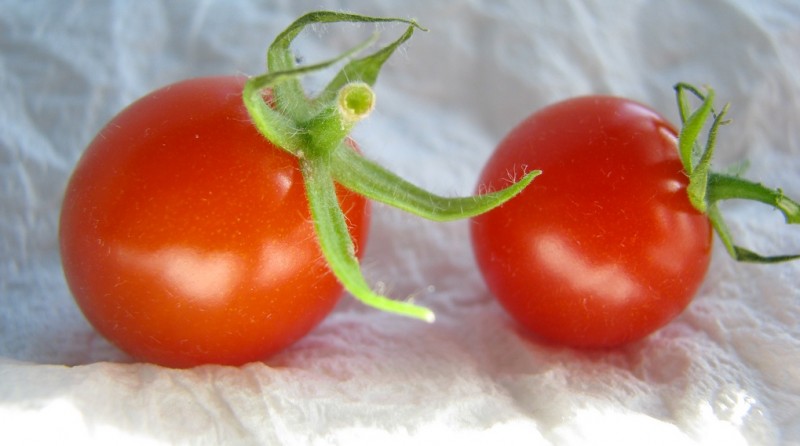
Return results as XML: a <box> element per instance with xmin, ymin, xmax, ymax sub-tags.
<box><xmin>674</xmin><ymin>82</ymin><xmax>800</xmax><ymax>263</ymax></box>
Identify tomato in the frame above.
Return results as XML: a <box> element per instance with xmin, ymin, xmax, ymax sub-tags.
<box><xmin>59</xmin><ymin>76</ymin><xmax>370</xmax><ymax>367</ymax></box>
<box><xmin>471</xmin><ymin>96</ymin><xmax>713</xmax><ymax>348</ymax></box>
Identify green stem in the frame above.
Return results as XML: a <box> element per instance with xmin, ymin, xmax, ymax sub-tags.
<box><xmin>675</xmin><ymin>82</ymin><xmax>800</xmax><ymax>263</ymax></box>
<box><xmin>242</xmin><ymin>11</ymin><xmax>538</xmax><ymax>322</ymax></box>
<box><xmin>243</xmin><ymin>42</ymin><xmax>375</xmax><ymax>156</ymax></box>
<box><xmin>267</xmin><ymin>11</ymin><xmax>423</xmax><ymax>121</ymax></box>
<box><xmin>331</xmin><ymin>144</ymin><xmax>540</xmax><ymax>222</ymax></box>
<box><xmin>301</xmin><ymin>156</ymin><xmax>435</xmax><ymax>322</ymax></box>
<box><xmin>708</xmin><ymin>173</ymin><xmax>800</xmax><ymax>224</ymax></box>
<box><xmin>707</xmin><ymin>203</ymin><xmax>800</xmax><ymax>263</ymax></box>
<box><xmin>304</xmin><ymin>83</ymin><xmax>376</xmax><ymax>157</ymax></box>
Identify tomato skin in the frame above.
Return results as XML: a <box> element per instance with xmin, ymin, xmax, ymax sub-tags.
<box><xmin>59</xmin><ymin>76</ymin><xmax>369</xmax><ymax>367</ymax></box>
<box><xmin>471</xmin><ymin>96</ymin><xmax>713</xmax><ymax>348</ymax></box>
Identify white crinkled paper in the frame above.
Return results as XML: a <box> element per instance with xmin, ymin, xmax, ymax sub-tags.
<box><xmin>1</xmin><ymin>0</ymin><xmax>799</xmax><ymax>444</ymax></box>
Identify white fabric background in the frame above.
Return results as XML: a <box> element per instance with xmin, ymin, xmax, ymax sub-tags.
<box><xmin>2</xmin><ymin>0</ymin><xmax>799</xmax><ymax>444</ymax></box>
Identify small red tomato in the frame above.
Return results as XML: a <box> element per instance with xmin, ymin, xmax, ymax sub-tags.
<box><xmin>59</xmin><ymin>76</ymin><xmax>369</xmax><ymax>367</ymax></box>
<box><xmin>471</xmin><ymin>96</ymin><xmax>713</xmax><ymax>348</ymax></box>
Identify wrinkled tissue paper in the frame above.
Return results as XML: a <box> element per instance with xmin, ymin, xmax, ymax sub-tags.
<box><xmin>1</xmin><ymin>1</ymin><xmax>799</xmax><ymax>444</ymax></box>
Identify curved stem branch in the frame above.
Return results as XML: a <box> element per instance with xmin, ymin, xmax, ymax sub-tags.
<box><xmin>301</xmin><ymin>156</ymin><xmax>435</xmax><ymax>322</ymax></box>
<box><xmin>707</xmin><ymin>203</ymin><xmax>800</xmax><ymax>263</ymax></box>
<box><xmin>331</xmin><ymin>144</ymin><xmax>540</xmax><ymax>222</ymax></box>
<box><xmin>708</xmin><ymin>173</ymin><xmax>800</xmax><ymax>224</ymax></box>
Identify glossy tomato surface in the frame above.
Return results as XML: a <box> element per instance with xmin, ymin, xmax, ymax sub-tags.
<box><xmin>59</xmin><ymin>76</ymin><xmax>369</xmax><ymax>367</ymax></box>
<box><xmin>471</xmin><ymin>96</ymin><xmax>713</xmax><ymax>348</ymax></box>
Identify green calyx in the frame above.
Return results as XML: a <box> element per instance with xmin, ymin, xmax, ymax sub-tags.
<box><xmin>243</xmin><ymin>11</ymin><xmax>538</xmax><ymax>322</ymax></box>
<box><xmin>674</xmin><ymin>82</ymin><xmax>800</xmax><ymax>263</ymax></box>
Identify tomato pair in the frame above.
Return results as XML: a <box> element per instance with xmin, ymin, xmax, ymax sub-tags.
<box><xmin>60</xmin><ymin>12</ymin><xmax>798</xmax><ymax>366</ymax></box>
<box><xmin>55</xmin><ymin>82</ymin><xmax>713</xmax><ymax>366</ymax></box>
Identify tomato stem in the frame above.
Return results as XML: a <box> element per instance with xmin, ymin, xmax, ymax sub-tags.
<box><xmin>338</xmin><ymin>82</ymin><xmax>376</xmax><ymax>119</ymax></box>
<box><xmin>304</xmin><ymin>82</ymin><xmax>375</xmax><ymax>158</ymax></box>
<box><xmin>674</xmin><ymin>83</ymin><xmax>800</xmax><ymax>263</ymax></box>
<box><xmin>332</xmin><ymin>145</ymin><xmax>541</xmax><ymax>221</ymax></box>
<box><xmin>708</xmin><ymin>173</ymin><xmax>800</xmax><ymax>223</ymax></box>
<box><xmin>267</xmin><ymin>11</ymin><xmax>423</xmax><ymax>122</ymax></box>
<box><xmin>242</xmin><ymin>11</ymin><xmax>536</xmax><ymax>322</ymax></box>
<box><xmin>243</xmin><ymin>44</ymin><xmax>371</xmax><ymax>157</ymax></box>
<box><xmin>301</xmin><ymin>156</ymin><xmax>436</xmax><ymax>322</ymax></box>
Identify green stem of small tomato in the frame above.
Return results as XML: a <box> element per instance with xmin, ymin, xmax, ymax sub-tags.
<box><xmin>243</xmin><ymin>43</ymin><xmax>374</xmax><ymax>157</ymax></box>
<box><xmin>267</xmin><ymin>11</ymin><xmax>423</xmax><ymax>122</ymax></box>
<box><xmin>707</xmin><ymin>173</ymin><xmax>800</xmax><ymax>224</ymax></box>
<box><xmin>301</xmin><ymin>157</ymin><xmax>436</xmax><ymax>322</ymax></box>
<box><xmin>303</xmin><ymin>82</ymin><xmax>375</xmax><ymax>157</ymax></box>
<box><xmin>332</xmin><ymin>145</ymin><xmax>541</xmax><ymax>221</ymax></box>
<box><xmin>242</xmin><ymin>11</ymin><xmax>536</xmax><ymax>322</ymax></box>
<box><xmin>674</xmin><ymin>83</ymin><xmax>800</xmax><ymax>263</ymax></box>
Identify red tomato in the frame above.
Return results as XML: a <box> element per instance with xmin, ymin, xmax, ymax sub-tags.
<box><xmin>59</xmin><ymin>76</ymin><xmax>369</xmax><ymax>367</ymax></box>
<box><xmin>471</xmin><ymin>96</ymin><xmax>713</xmax><ymax>348</ymax></box>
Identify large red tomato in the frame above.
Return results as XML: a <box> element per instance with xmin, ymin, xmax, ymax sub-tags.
<box><xmin>59</xmin><ymin>76</ymin><xmax>369</xmax><ymax>367</ymax></box>
<box><xmin>471</xmin><ymin>96</ymin><xmax>713</xmax><ymax>348</ymax></box>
